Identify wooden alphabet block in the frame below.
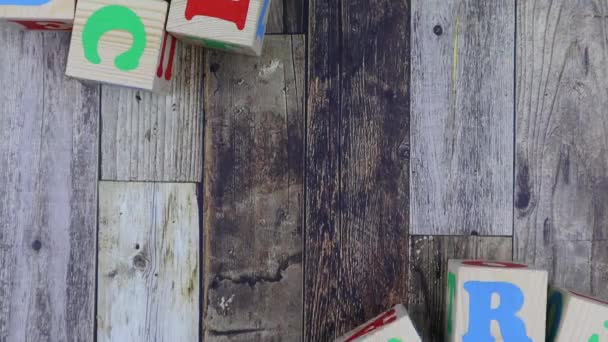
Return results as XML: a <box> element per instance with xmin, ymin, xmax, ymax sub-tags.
<box><xmin>446</xmin><ymin>260</ymin><xmax>548</xmax><ymax>342</ymax></box>
<box><xmin>335</xmin><ymin>304</ymin><xmax>422</xmax><ymax>342</ymax></box>
<box><xmin>166</xmin><ymin>0</ymin><xmax>270</xmax><ymax>56</ymax></box>
<box><xmin>0</xmin><ymin>0</ymin><xmax>74</xmax><ymax>30</ymax></box>
<box><xmin>546</xmin><ymin>286</ymin><xmax>608</xmax><ymax>342</ymax></box>
<box><xmin>66</xmin><ymin>0</ymin><xmax>176</xmax><ymax>92</ymax></box>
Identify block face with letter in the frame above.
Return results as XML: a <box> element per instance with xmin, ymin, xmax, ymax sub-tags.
<box><xmin>446</xmin><ymin>260</ymin><xmax>548</xmax><ymax>342</ymax></box>
<box><xmin>546</xmin><ymin>286</ymin><xmax>608</xmax><ymax>342</ymax></box>
<box><xmin>0</xmin><ymin>0</ymin><xmax>75</xmax><ymax>30</ymax></box>
<box><xmin>66</xmin><ymin>0</ymin><xmax>175</xmax><ymax>92</ymax></box>
<box><xmin>335</xmin><ymin>304</ymin><xmax>422</xmax><ymax>342</ymax></box>
<box><xmin>166</xmin><ymin>0</ymin><xmax>271</xmax><ymax>56</ymax></box>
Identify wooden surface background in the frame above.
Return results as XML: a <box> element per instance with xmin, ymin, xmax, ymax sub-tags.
<box><xmin>2</xmin><ymin>0</ymin><xmax>608</xmax><ymax>341</ymax></box>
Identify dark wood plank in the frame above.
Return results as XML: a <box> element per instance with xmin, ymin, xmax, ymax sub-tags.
<box><xmin>98</xmin><ymin>182</ymin><xmax>199</xmax><ymax>342</ymax></box>
<box><xmin>203</xmin><ymin>35</ymin><xmax>305</xmax><ymax>341</ymax></box>
<box><xmin>100</xmin><ymin>43</ymin><xmax>204</xmax><ymax>182</ymax></box>
<box><xmin>267</xmin><ymin>0</ymin><xmax>306</xmax><ymax>34</ymax></box>
<box><xmin>410</xmin><ymin>0</ymin><xmax>515</xmax><ymax>235</ymax></box>
<box><xmin>0</xmin><ymin>28</ymin><xmax>99</xmax><ymax>342</ymax></box>
<box><xmin>305</xmin><ymin>0</ymin><xmax>410</xmax><ymax>339</ymax></box>
<box><xmin>408</xmin><ymin>236</ymin><xmax>512</xmax><ymax>342</ymax></box>
<box><xmin>515</xmin><ymin>0</ymin><xmax>608</xmax><ymax>294</ymax></box>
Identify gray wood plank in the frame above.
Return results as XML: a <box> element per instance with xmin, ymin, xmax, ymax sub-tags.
<box><xmin>514</xmin><ymin>0</ymin><xmax>608</xmax><ymax>295</ymax></box>
<box><xmin>410</xmin><ymin>0</ymin><xmax>515</xmax><ymax>235</ymax></box>
<box><xmin>100</xmin><ymin>43</ymin><xmax>204</xmax><ymax>182</ymax></box>
<box><xmin>98</xmin><ymin>181</ymin><xmax>199</xmax><ymax>342</ymax></box>
<box><xmin>0</xmin><ymin>27</ymin><xmax>99</xmax><ymax>342</ymax></box>
<box><xmin>592</xmin><ymin>241</ymin><xmax>608</xmax><ymax>300</ymax></box>
<box><xmin>408</xmin><ymin>236</ymin><xmax>513</xmax><ymax>342</ymax></box>
<box><xmin>202</xmin><ymin>35</ymin><xmax>304</xmax><ymax>341</ymax></box>
<box><xmin>267</xmin><ymin>0</ymin><xmax>306</xmax><ymax>34</ymax></box>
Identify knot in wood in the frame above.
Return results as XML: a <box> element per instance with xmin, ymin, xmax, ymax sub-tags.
<box><xmin>31</xmin><ymin>239</ymin><xmax>42</xmax><ymax>251</ymax></box>
<box><xmin>433</xmin><ymin>25</ymin><xmax>443</xmax><ymax>36</ymax></box>
<box><xmin>133</xmin><ymin>254</ymin><xmax>147</xmax><ymax>269</ymax></box>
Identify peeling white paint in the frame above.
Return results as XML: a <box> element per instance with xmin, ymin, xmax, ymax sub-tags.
<box><xmin>259</xmin><ymin>60</ymin><xmax>281</xmax><ymax>79</ymax></box>
<box><xmin>219</xmin><ymin>294</ymin><xmax>235</xmax><ymax>312</ymax></box>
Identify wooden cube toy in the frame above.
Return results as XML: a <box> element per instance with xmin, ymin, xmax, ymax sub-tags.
<box><xmin>546</xmin><ymin>286</ymin><xmax>608</xmax><ymax>342</ymax></box>
<box><xmin>166</xmin><ymin>0</ymin><xmax>270</xmax><ymax>55</ymax></box>
<box><xmin>66</xmin><ymin>0</ymin><xmax>177</xmax><ymax>92</ymax></box>
<box><xmin>335</xmin><ymin>304</ymin><xmax>422</xmax><ymax>342</ymax></box>
<box><xmin>0</xmin><ymin>0</ymin><xmax>74</xmax><ymax>30</ymax></box>
<box><xmin>446</xmin><ymin>260</ymin><xmax>548</xmax><ymax>342</ymax></box>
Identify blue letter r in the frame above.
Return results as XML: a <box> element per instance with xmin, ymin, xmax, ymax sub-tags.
<box><xmin>463</xmin><ymin>281</ymin><xmax>532</xmax><ymax>342</ymax></box>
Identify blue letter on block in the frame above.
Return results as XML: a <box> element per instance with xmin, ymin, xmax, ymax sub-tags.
<box><xmin>0</xmin><ymin>0</ymin><xmax>50</xmax><ymax>5</ymax></box>
<box><xmin>463</xmin><ymin>281</ymin><xmax>532</xmax><ymax>342</ymax></box>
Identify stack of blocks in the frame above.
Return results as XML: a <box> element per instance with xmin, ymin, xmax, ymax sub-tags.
<box><xmin>332</xmin><ymin>259</ymin><xmax>608</xmax><ymax>342</ymax></box>
<box><xmin>335</xmin><ymin>304</ymin><xmax>421</xmax><ymax>342</ymax></box>
<box><xmin>446</xmin><ymin>260</ymin><xmax>548</xmax><ymax>342</ymax></box>
<box><xmin>1</xmin><ymin>0</ymin><xmax>271</xmax><ymax>92</ymax></box>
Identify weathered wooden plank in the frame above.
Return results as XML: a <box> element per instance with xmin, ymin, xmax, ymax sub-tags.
<box><xmin>100</xmin><ymin>43</ymin><xmax>204</xmax><ymax>182</ymax></box>
<box><xmin>0</xmin><ymin>28</ymin><xmax>99</xmax><ymax>342</ymax></box>
<box><xmin>267</xmin><ymin>0</ymin><xmax>306</xmax><ymax>34</ymax></box>
<box><xmin>410</xmin><ymin>0</ymin><xmax>515</xmax><ymax>235</ymax></box>
<box><xmin>408</xmin><ymin>236</ymin><xmax>513</xmax><ymax>342</ymax></box>
<box><xmin>592</xmin><ymin>241</ymin><xmax>608</xmax><ymax>300</ymax></box>
<box><xmin>305</xmin><ymin>0</ymin><xmax>409</xmax><ymax>339</ymax></box>
<box><xmin>514</xmin><ymin>0</ymin><xmax>608</xmax><ymax>295</ymax></box>
<box><xmin>98</xmin><ymin>182</ymin><xmax>199</xmax><ymax>342</ymax></box>
<box><xmin>203</xmin><ymin>35</ymin><xmax>304</xmax><ymax>342</ymax></box>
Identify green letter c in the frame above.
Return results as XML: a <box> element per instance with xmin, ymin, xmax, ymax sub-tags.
<box><xmin>82</xmin><ymin>5</ymin><xmax>147</xmax><ymax>71</ymax></box>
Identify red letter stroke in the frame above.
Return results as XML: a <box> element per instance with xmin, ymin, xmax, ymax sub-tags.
<box><xmin>345</xmin><ymin>308</ymin><xmax>398</xmax><ymax>342</ymax></box>
<box><xmin>184</xmin><ymin>0</ymin><xmax>250</xmax><ymax>30</ymax></box>
<box><xmin>11</xmin><ymin>20</ymin><xmax>72</xmax><ymax>31</ymax></box>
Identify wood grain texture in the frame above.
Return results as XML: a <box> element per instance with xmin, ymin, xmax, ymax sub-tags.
<box><xmin>408</xmin><ymin>236</ymin><xmax>512</xmax><ymax>342</ymax></box>
<box><xmin>267</xmin><ymin>0</ymin><xmax>305</xmax><ymax>34</ymax></box>
<box><xmin>0</xmin><ymin>28</ymin><xmax>99</xmax><ymax>342</ymax></box>
<box><xmin>515</xmin><ymin>0</ymin><xmax>608</xmax><ymax>295</ymax></box>
<box><xmin>410</xmin><ymin>0</ymin><xmax>515</xmax><ymax>235</ymax></box>
<box><xmin>305</xmin><ymin>0</ymin><xmax>409</xmax><ymax>339</ymax></box>
<box><xmin>98</xmin><ymin>182</ymin><xmax>199</xmax><ymax>342</ymax></box>
<box><xmin>203</xmin><ymin>35</ymin><xmax>304</xmax><ymax>342</ymax></box>
<box><xmin>100</xmin><ymin>42</ymin><xmax>204</xmax><ymax>182</ymax></box>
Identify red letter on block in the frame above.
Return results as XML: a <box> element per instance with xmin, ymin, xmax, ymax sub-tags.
<box><xmin>157</xmin><ymin>34</ymin><xmax>177</xmax><ymax>81</ymax></box>
<box><xmin>345</xmin><ymin>308</ymin><xmax>397</xmax><ymax>342</ymax></box>
<box><xmin>11</xmin><ymin>20</ymin><xmax>72</xmax><ymax>31</ymax></box>
<box><xmin>184</xmin><ymin>0</ymin><xmax>250</xmax><ymax>30</ymax></box>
